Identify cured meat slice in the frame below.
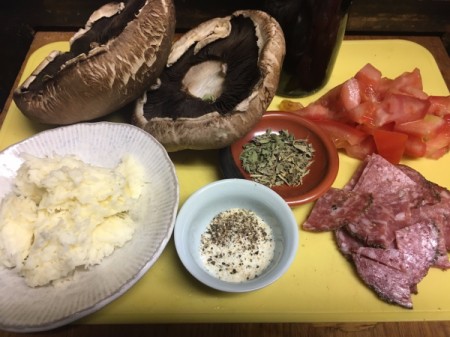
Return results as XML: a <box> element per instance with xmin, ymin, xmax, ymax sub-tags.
<box><xmin>353</xmin><ymin>222</ymin><xmax>439</xmax><ymax>308</ymax></box>
<box><xmin>351</xmin><ymin>154</ymin><xmax>417</xmax><ymax>195</ymax></box>
<box><xmin>335</xmin><ymin>227</ymin><xmax>364</xmax><ymax>259</ymax></box>
<box><xmin>411</xmin><ymin>206</ymin><xmax>450</xmax><ymax>269</ymax></box>
<box><xmin>302</xmin><ymin>188</ymin><xmax>372</xmax><ymax>232</ymax></box>
<box><xmin>352</xmin><ymin>253</ymin><xmax>413</xmax><ymax>309</ymax></box>
<box><xmin>302</xmin><ymin>152</ymin><xmax>450</xmax><ymax>308</ymax></box>
<box><xmin>397</xmin><ymin>164</ymin><xmax>441</xmax><ymax>207</ymax></box>
<box><xmin>344</xmin><ymin>200</ymin><xmax>396</xmax><ymax>248</ymax></box>
<box><xmin>395</xmin><ymin>222</ymin><xmax>439</xmax><ymax>268</ymax></box>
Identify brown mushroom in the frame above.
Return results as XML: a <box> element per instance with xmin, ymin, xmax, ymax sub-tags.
<box><xmin>132</xmin><ymin>10</ymin><xmax>285</xmax><ymax>152</ymax></box>
<box><xmin>13</xmin><ymin>0</ymin><xmax>176</xmax><ymax>125</ymax></box>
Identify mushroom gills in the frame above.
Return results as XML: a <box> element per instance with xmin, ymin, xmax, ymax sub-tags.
<box><xmin>25</xmin><ymin>0</ymin><xmax>148</xmax><ymax>92</ymax></box>
<box><xmin>142</xmin><ymin>15</ymin><xmax>261</xmax><ymax>120</ymax></box>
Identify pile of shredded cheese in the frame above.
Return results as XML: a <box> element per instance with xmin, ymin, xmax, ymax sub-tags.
<box><xmin>0</xmin><ymin>153</ymin><xmax>146</xmax><ymax>287</ymax></box>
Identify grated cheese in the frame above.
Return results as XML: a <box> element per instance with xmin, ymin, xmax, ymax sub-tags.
<box><xmin>0</xmin><ymin>153</ymin><xmax>146</xmax><ymax>287</ymax></box>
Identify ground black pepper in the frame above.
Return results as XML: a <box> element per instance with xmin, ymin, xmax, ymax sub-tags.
<box><xmin>200</xmin><ymin>208</ymin><xmax>275</xmax><ymax>282</ymax></box>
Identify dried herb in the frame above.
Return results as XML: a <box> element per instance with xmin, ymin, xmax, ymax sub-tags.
<box><xmin>239</xmin><ymin>129</ymin><xmax>315</xmax><ymax>187</ymax></box>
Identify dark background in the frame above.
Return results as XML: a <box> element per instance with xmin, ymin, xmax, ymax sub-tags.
<box><xmin>1</xmin><ymin>0</ymin><xmax>449</xmax><ymax>112</ymax></box>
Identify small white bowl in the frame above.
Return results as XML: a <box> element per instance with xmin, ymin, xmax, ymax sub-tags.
<box><xmin>174</xmin><ymin>179</ymin><xmax>299</xmax><ymax>292</ymax></box>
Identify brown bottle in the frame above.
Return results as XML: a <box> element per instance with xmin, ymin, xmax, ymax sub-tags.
<box><xmin>264</xmin><ymin>0</ymin><xmax>352</xmax><ymax>97</ymax></box>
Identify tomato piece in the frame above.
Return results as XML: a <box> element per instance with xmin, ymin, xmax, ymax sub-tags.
<box><xmin>355</xmin><ymin>63</ymin><xmax>382</xmax><ymax>86</ymax></box>
<box><xmin>378</xmin><ymin>93</ymin><xmax>429</xmax><ymax>126</ymax></box>
<box><xmin>340</xmin><ymin>78</ymin><xmax>361</xmax><ymax>111</ymax></box>
<box><xmin>310</xmin><ymin>119</ymin><xmax>368</xmax><ymax>147</ymax></box>
<box><xmin>344</xmin><ymin>137</ymin><xmax>376</xmax><ymax>160</ymax></box>
<box><xmin>387</xmin><ymin>68</ymin><xmax>427</xmax><ymax>99</ymax></box>
<box><xmin>394</xmin><ymin>114</ymin><xmax>445</xmax><ymax>140</ymax></box>
<box><xmin>346</xmin><ymin>101</ymin><xmax>378</xmax><ymax>126</ymax></box>
<box><xmin>355</xmin><ymin>63</ymin><xmax>382</xmax><ymax>102</ymax></box>
<box><xmin>404</xmin><ymin>136</ymin><xmax>427</xmax><ymax>158</ymax></box>
<box><xmin>424</xmin><ymin>122</ymin><xmax>450</xmax><ymax>159</ymax></box>
<box><xmin>373</xmin><ymin>129</ymin><xmax>408</xmax><ymax>164</ymax></box>
<box><xmin>427</xmin><ymin>95</ymin><xmax>450</xmax><ymax>117</ymax></box>
<box><xmin>292</xmin><ymin>103</ymin><xmax>336</xmax><ymax>121</ymax></box>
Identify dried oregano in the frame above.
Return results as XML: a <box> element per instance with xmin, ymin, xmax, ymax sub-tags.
<box><xmin>239</xmin><ymin>129</ymin><xmax>315</xmax><ymax>187</ymax></box>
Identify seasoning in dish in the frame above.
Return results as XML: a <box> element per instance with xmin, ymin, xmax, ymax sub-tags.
<box><xmin>200</xmin><ymin>208</ymin><xmax>275</xmax><ymax>282</ymax></box>
<box><xmin>240</xmin><ymin>129</ymin><xmax>315</xmax><ymax>187</ymax></box>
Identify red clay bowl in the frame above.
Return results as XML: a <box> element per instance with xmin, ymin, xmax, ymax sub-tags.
<box><xmin>219</xmin><ymin>111</ymin><xmax>339</xmax><ymax>207</ymax></box>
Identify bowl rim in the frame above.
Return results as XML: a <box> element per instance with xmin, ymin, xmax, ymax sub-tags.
<box><xmin>174</xmin><ymin>178</ymin><xmax>299</xmax><ymax>292</ymax></box>
<box><xmin>220</xmin><ymin>111</ymin><xmax>339</xmax><ymax>206</ymax></box>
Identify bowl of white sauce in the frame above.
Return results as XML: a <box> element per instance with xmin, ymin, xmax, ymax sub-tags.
<box><xmin>174</xmin><ymin>179</ymin><xmax>299</xmax><ymax>292</ymax></box>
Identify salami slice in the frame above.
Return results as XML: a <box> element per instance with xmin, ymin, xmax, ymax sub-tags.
<box><xmin>335</xmin><ymin>227</ymin><xmax>364</xmax><ymax>259</ymax></box>
<box><xmin>302</xmin><ymin>188</ymin><xmax>372</xmax><ymax>232</ymax></box>
<box><xmin>395</xmin><ymin>221</ymin><xmax>440</xmax><ymax>274</ymax></box>
<box><xmin>301</xmin><ymin>152</ymin><xmax>450</xmax><ymax>309</ymax></box>
<box><xmin>344</xmin><ymin>200</ymin><xmax>396</xmax><ymax>248</ymax></box>
<box><xmin>352</xmin><ymin>154</ymin><xmax>417</xmax><ymax>196</ymax></box>
<box><xmin>397</xmin><ymin>164</ymin><xmax>442</xmax><ymax>207</ymax></box>
<box><xmin>352</xmin><ymin>253</ymin><xmax>413</xmax><ymax>309</ymax></box>
<box><xmin>411</xmin><ymin>206</ymin><xmax>450</xmax><ymax>269</ymax></box>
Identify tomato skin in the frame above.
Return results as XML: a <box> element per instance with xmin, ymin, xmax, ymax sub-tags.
<box><xmin>427</xmin><ymin>95</ymin><xmax>450</xmax><ymax>117</ymax></box>
<box><xmin>424</xmin><ymin>121</ymin><xmax>450</xmax><ymax>159</ymax></box>
<box><xmin>308</xmin><ymin>119</ymin><xmax>368</xmax><ymax>147</ymax></box>
<box><xmin>340</xmin><ymin>78</ymin><xmax>361</xmax><ymax>111</ymax></box>
<box><xmin>373</xmin><ymin>129</ymin><xmax>408</xmax><ymax>164</ymax></box>
<box><xmin>379</xmin><ymin>93</ymin><xmax>429</xmax><ymax>126</ymax></box>
<box><xmin>394</xmin><ymin>114</ymin><xmax>445</xmax><ymax>139</ymax></box>
<box><xmin>344</xmin><ymin>137</ymin><xmax>376</xmax><ymax>160</ymax></box>
<box><xmin>387</xmin><ymin>68</ymin><xmax>426</xmax><ymax>98</ymax></box>
<box><xmin>345</xmin><ymin>101</ymin><xmax>377</xmax><ymax>126</ymax></box>
<box><xmin>404</xmin><ymin>136</ymin><xmax>427</xmax><ymax>158</ymax></box>
<box><xmin>291</xmin><ymin>103</ymin><xmax>336</xmax><ymax>120</ymax></box>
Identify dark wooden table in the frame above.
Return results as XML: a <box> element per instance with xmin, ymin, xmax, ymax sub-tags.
<box><xmin>0</xmin><ymin>32</ymin><xmax>450</xmax><ymax>337</ymax></box>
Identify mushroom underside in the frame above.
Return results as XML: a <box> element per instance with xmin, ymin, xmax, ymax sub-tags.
<box><xmin>142</xmin><ymin>15</ymin><xmax>261</xmax><ymax>120</ymax></box>
<box><xmin>26</xmin><ymin>0</ymin><xmax>148</xmax><ymax>93</ymax></box>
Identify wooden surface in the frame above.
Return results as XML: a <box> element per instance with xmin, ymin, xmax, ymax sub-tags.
<box><xmin>0</xmin><ymin>32</ymin><xmax>450</xmax><ymax>337</ymax></box>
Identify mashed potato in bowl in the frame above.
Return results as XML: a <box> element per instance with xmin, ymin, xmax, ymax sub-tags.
<box><xmin>0</xmin><ymin>153</ymin><xmax>146</xmax><ymax>287</ymax></box>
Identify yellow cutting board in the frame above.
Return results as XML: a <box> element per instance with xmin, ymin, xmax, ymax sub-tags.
<box><xmin>1</xmin><ymin>40</ymin><xmax>450</xmax><ymax>324</ymax></box>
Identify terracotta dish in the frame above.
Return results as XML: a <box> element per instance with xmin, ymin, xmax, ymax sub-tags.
<box><xmin>219</xmin><ymin>111</ymin><xmax>339</xmax><ymax>206</ymax></box>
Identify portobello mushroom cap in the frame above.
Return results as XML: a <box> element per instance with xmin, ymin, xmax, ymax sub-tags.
<box><xmin>132</xmin><ymin>10</ymin><xmax>286</xmax><ymax>151</ymax></box>
<box><xmin>13</xmin><ymin>0</ymin><xmax>176</xmax><ymax>125</ymax></box>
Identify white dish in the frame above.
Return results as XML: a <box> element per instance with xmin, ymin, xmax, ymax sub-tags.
<box><xmin>0</xmin><ymin>122</ymin><xmax>179</xmax><ymax>332</ymax></box>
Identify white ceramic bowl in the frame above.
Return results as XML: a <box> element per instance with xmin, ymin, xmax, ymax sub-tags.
<box><xmin>174</xmin><ymin>179</ymin><xmax>299</xmax><ymax>292</ymax></box>
<box><xmin>0</xmin><ymin>122</ymin><xmax>179</xmax><ymax>332</ymax></box>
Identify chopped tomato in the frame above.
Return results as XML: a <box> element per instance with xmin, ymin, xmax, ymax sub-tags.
<box><xmin>308</xmin><ymin>119</ymin><xmax>368</xmax><ymax>147</ymax></box>
<box><xmin>379</xmin><ymin>93</ymin><xmax>429</xmax><ymax>126</ymax></box>
<box><xmin>316</xmin><ymin>85</ymin><xmax>346</xmax><ymax>114</ymax></box>
<box><xmin>292</xmin><ymin>103</ymin><xmax>336</xmax><ymax>121</ymax></box>
<box><xmin>423</xmin><ymin>121</ymin><xmax>450</xmax><ymax>159</ymax></box>
<box><xmin>355</xmin><ymin>63</ymin><xmax>382</xmax><ymax>102</ymax></box>
<box><xmin>355</xmin><ymin>63</ymin><xmax>382</xmax><ymax>87</ymax></box>
<box><xmin>345</xmin><ymin>101</ymin><xmax>377</xmax><ymax>126</ymax></box>
<box><xmin>344</xmin><ymin>137</ymin><xmax>377</xmax><ymax>160</ymax></box>
<box><xmin>386</xmin><ymin>68</ymin><xmax>426</xmax><ymax>99</ymax></box>
<box><xmin>394</xmin><ymin>114</ymin><xmax>445</xmax><ymax>140</ymax></box>
<box><xmin>427</xmin><ymin>95</ymin><xmax>450</xmax><ymax>117</ymax></box>
<box><xmin>340</xmin><ymin>78</ymin><xmax>361</xmax><ymax>111</ymax></box>
<box><xmin>278</xmin><ymin>63</ymin><xmax>450</xmax><ymax>162</ymax></box>
<box><xmin>373</xmin><ymin>129</ymin><xmax>408</xmax><ymax>164</ymax></box>
<box><xmin>404</xmin><ymin>136</ymin><xmax>427</xmax><ymax>158</ymax></box>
